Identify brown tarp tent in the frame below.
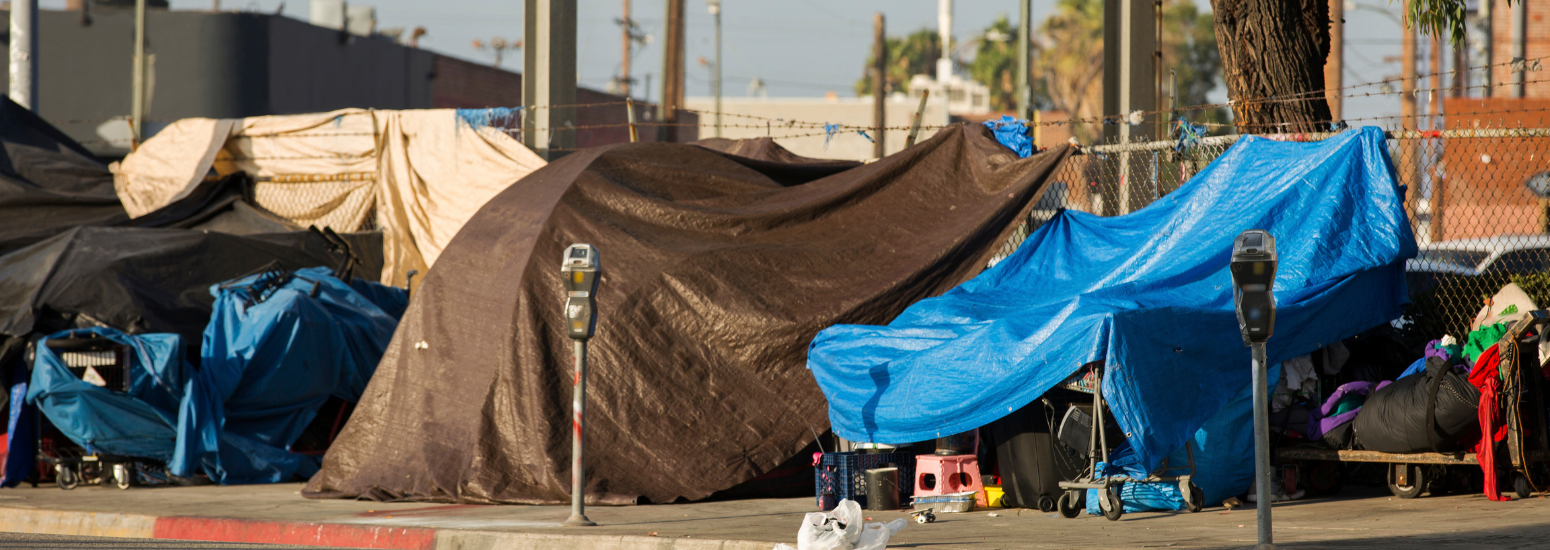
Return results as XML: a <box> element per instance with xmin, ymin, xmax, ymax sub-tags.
<box><xmin>304</xmin><ymin>124</ymin><xmax>1072</xmax><ymax>504</ymax></box>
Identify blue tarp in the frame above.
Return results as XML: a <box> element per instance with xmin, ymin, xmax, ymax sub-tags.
<box><xmin>807</xmin><ymin>127</ymin><xmax>1416</xmax><ymax>474</ymax></box>
<box><xmin>17</xmin><ymin>267</ymin><xmax>405</xmax><ymax>485</ymax></box>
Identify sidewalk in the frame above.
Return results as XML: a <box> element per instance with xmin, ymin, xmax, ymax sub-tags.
<box><xmin>0</xmin><ymin>481</ymin><xmax>1547</xmax><ymax>549</ymax></box>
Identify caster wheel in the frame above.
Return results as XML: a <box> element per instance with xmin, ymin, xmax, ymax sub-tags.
<box><xmin>1037</xmin><ymin>495</ymin><xmax>1057</xmax><ymax>513</ymax></box>
<box><xmin>1388</xmin><ymin>464</ymin><xmax>1424</xmax><ymax>499</ymax></box>
<box><xmin>915</xmin><ymin>513</ymin><xmax>928</xmax><ymax>524</ymax></box>
<box><xmin>113</xmin><ymin>464</ymin><xmax>132</xmax><ymax>490</ymax></box>
<box><xmin>1514</xmin><ymin>473</ymin><xmax>1534</xmax><ymax>500</ymax></box>
<box><xmin>55</xmin><ymin>466</ymin><xmax>78</xmax><ymax>491</ymax></box>
<box><xmin>1056</xmin><ymin>490</ymin><xmax>1083</xmax><ymax>519</ymax></box>
<box><xmin>1184</xmin><ymin>482</ymin><xmax>1205</xmax><ymax>513</ymax></box>
<box><xmin>1099</xmin><ymin>486</ymin><xmax>1124</xmax><ymax>521</ymax></box>
<box><xmin>1306</xmin><ymin>461</ymin><xmax>1345</xmax><ymax>496</ymax></box>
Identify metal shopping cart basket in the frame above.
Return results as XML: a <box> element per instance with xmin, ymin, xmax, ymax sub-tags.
<box><xmin>1054</xmin><ymin>361</ymin><xmax>1204</xmax><ymax>520</ymax></box>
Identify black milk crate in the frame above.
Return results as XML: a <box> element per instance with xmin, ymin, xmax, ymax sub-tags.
<box><xmin>813</xmin><ymin>451</ymin><xmax>915</xmax><ymax>510</ymax></box>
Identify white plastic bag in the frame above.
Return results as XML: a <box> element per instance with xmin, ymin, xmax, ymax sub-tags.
<box><xmin>776</xmin><ymin>499</ymin><xmax>906</xmax><ymax>550</ymax></box>
<box><xmin>853</xmin><ymin>518</ymin><xmax>907</xmax><ymax>550</ymax></box>
<box><xmin>795</xmin><ymin>499</ymin><xmax>863</xmax><ymax>550</ymax></box>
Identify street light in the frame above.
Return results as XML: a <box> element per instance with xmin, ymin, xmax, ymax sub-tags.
<box><xmin>706</xmin><ymin>0</ymin><xmax>722</xmax><ymax>137</ymax></box>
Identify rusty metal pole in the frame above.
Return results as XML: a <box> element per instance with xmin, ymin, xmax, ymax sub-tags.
<box><xmin>1327</xmin><ymin>0</ymin><xmax>1343</xmax><ymax>121</ymax></box>
<box><xmin>1401</xmin><ymin>12</ymin><xmax>1420</xmax><ymax>234</ymax></box>
<box><xmin>873</xmin><ymin>13</ymin><xmax>886</xmax><ymax>158</ymax></box>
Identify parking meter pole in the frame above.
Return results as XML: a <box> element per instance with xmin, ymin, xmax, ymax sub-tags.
<box><xmin>1252</xmin><ymin>342</ymin><xmax>1273</xmax><ymax>550</ymax></box>
<box><xmin>564</xmin><ymin>339</ymin><xmax>596</xmax><ymax>527</ymax></box>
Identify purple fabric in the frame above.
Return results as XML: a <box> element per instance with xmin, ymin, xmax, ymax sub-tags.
<box><xmin>1425</xmin><ymin>339</ymin><xmax>1451</xmax><ymax>361</ymax></box>
<box><xmin>1306</xmin><ymin>381</ymin><xmax>1376</xmax><ymax>441</ymax></box>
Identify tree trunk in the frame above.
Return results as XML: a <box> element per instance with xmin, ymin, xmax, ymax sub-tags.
<box><xmin>1211</xmin><ymin>0</ymin><xmax>1333</xmax><ymax>133</ymax></box>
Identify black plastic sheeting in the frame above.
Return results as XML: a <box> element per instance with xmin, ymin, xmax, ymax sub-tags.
<box><xmin>1353</xmin><ymin>357</ymin><xmax>1481</xmax><ymax>453</ymax></box>
<box><xmin>0</xmin><ymin>97</ymin><xmax>301</xmax><ymax>256</ymax></box>
<box><xmin>0</xmin><ymin>226</ymin><xmax>383</xmax><ymax>345</ymax></box>
<box><xmin>304</xmin><ymin>125</ymin><xmax>1072</xmax><ymax>505</ymax></box>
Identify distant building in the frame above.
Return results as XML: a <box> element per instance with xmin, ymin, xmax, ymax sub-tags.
<box><xmin>907</xmin><ymin>73</ymin><xmax>993</xmax><ymax>117</ymax></box>
<box><xmin>684</xmin><ymin>95</ymin><xmax>951</xmax><ymax>161</ymax></box>
<box><xmin>0</xmin><ymin>5</ymin><xmax>690</xmax><ymax>156</ymax></box>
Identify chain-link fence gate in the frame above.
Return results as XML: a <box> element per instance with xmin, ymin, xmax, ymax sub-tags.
<box><xmin>994</xmin><ymin>128</ymin><xmax>1550</xmax><ymax>342</ymax></box>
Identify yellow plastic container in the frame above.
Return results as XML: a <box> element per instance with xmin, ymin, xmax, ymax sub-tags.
<box><xmin>980</xmin><ymin>484</ymin><xmax>1006</xmax><ymax>508</ymax></box>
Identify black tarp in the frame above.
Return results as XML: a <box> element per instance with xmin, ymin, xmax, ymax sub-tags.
<box><xmin>0</xmin><ymin>98</ymin><xmax>127</xmax><ymax>254</ymax></box>
<box><xmin>0</xmin><ymin>226</ymin><xmax>382</xmax><ymax>345</ymax></box>
<box><xmin>0</xmin><ymin>97</ymin><xmax>301</xmax><ymax>254</ymax></box>
<box><xmin>304</xmin><ymin>124</ymin><xmax>1072</xmax><ymax>504</ymax></box>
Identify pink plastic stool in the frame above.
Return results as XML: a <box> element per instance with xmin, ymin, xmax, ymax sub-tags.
<box><xmin>913</xmin><ymin>454</ymin><xmax>984</xmax><ymax>502</ymax></box>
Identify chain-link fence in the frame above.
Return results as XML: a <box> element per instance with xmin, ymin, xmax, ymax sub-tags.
<box><xmin>995</xmin><ymin>128</ymin><xmax>1550</xmax><ymax>341</ymax></box>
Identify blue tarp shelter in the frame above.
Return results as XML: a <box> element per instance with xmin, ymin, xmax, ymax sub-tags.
<box><xmin>807</xmin><ymin>128</ymin><xmax>1417</xmax><ymax>481</ymax></box>
<box><xmin>18</xmin><ymin>267</ymin><xmax>405</xmax><ymax>484</ymax></box>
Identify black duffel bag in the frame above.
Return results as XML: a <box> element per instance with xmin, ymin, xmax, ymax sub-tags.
<box><xmin>1353</xmin><ymin>357</ymin><xmax>1481</xmax><ymax>454</ymax></box>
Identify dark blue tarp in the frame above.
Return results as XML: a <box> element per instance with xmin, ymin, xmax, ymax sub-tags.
<box><xmin>807</xmin><ymin>127</ymin><xmax>1416</xmax><ymax>473</ymax></box>
<box><xmin>17</xmin><ymin>267</ymin><xmax>405</xmax><ymax>485</ymax></box>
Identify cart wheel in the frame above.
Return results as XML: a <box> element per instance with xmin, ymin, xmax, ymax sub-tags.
<box><xmin>914</xmin><ymin>513</ymin><xmax>929</xmax><ymax>524</ymax></box>
<box><xmin>1037</xmin><ymin>495</ymin><xmax>1057</xmax><ymax>513</ymax></box>
<box><xmin>55</xmin><ymin>466</ymin><xmax>78</xmax><ymax>491</ymax></box>
<box><xmin>926</xmin><ymin>512</ymin><xmax>936</xmax><ymax>523</ymax></box>
<box><xmin>1514</xmin><ymin>473</ymin><xmax>1534</xmax><ymax>500</ymax></box>
<box><xmin>1056</xmin><ymin>490</ymin><xmax>1083</xmax><ymax>519</ymax></box>
<box><xmin>112</xmin><ymin>464</ymin><xmax>132</xmax><ymax>490</ymax></box>
<box><xmin>1184</xmin><ymin>482</ymin><xmax>1205</xmax><ymax>513</ymax></box>
<box><xmin>1306</xmin><ymin>461</ymin><xmax>1345</xmax><ymax>496</ymax></box>
<box><xmin>1099</xmin><ymin>486</ymin><xmax>1124</xmax><ymax>521</ymax></box>
<box><xmin>1387</xmin><ymin>464</ymin><xmax>1424</xmax><ymax>499</ymax></box>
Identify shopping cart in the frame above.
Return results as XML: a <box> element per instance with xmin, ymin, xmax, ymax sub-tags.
<box><xmin>1054</xmin><ymin>361</ymin><xmax>1204</xmax><ymax>520</ymax></box>
<box><xmin>30</xmin><ymin>335</ymin><xmax>162</xmax><ymax>490</ymax></box>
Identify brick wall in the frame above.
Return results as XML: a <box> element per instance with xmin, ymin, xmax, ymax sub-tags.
<box><xmin>1489</xmin><ymin>0</ymin><xmax>1550</xmax><ymax>99</ymax></box>
<box><xmin>1437</xmin><ymin>97</ymin><xmax>1550</xmax><ymax>239</ymax></box>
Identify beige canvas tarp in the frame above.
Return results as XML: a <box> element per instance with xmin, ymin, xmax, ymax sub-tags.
<box><xmin>112</xmin><ymin>109</ymin><xmax>546</xmax><ymax>286</ymax></box>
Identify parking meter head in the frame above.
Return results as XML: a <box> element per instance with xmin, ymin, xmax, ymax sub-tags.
<box><xmin>1229</xmin><ymin>230</ymin><xmax>1277</xmax><ymax>345</ymax></box>
<box><xmin>561</xmin><ymin>244</ymin><xmax>600</xmax><ymax>340</ymax></box>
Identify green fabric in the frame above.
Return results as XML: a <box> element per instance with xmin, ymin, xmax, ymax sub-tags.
<box><xmin>1463</xmin><ymin>322</ymin><xmax>1510</xmax><ymax>365</ymax></box>
<box><xmin>1332</xmin><ymin>393</ymin><xmax>1366</xmax><ymax>415</ymax></box>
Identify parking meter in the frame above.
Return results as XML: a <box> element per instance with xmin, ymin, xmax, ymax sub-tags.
<box><xmin>561</xmin><ymin>243</ymin><xmax>599</xmax><ymax>527</ymax></box>
<box><xmin>1229</xmin><ymin>229</ymin><xmax>1276</xmax><ymax>550</ymax></box>
<box><xmin>1230</xmin><ymin>230</ymin><xmax>1277</xmax><ymax>345</ymax></box>
<box><xmin>562</xmin><ymin>244</ymin><xmax>600</xmax><ymax>340</ymax></box>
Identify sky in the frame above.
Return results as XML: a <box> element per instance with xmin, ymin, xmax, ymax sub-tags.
<box><xmin>41</xmin><ymin>0</ymin><xmax>1420</xmax><ymax>125</ymax></box>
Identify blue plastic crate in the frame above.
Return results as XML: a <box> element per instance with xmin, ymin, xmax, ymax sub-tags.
<box><xmin>813</xmin><ymin>452</ymin><xmax>915</xmax><ymax>510</ymax></box>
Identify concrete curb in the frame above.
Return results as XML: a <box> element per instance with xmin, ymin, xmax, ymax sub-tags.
<box><xmin>0</xmin><ymin>506</ymin><xmax>778</xmax><ymax>550</ymax></box>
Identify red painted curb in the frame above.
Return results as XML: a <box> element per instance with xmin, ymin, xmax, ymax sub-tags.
<box><xmin>153</xmin><ymin>516</ymin><xmax>437</xmax><ymax>549</ymax></box>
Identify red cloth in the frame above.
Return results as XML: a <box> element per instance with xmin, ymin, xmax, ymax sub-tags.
<box><xmin>1471</xmin><ymin>344</ymin><xmax>1511</xmax><ymax>501</ymax></box>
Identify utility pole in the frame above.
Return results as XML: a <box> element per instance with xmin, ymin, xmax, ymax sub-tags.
<box><xmin>1429</xmin><ymin>33</ymin><xmax>1445</xmax><ymax>244</ymax></box>
<box><xmin>1103</xmin><ymin>0</ymin><xmax>1157</xmax><ymax>214</ymax></box>
<box><xmin>1326</xmin><ymin>0</ymin><xmax>1343</xmax><ymax>121</ymax></box>
<box><xmin>620</xmin><ymin>0</ymin><xmax>631</xmax><ymax>97</ymax></box>
<box><xmin>8</xmin><ymin>0</ymin><xmax>37</xmax><ymax>111</ymax></box>
<box><xmin>1513</xmin><ymin>0</ymin><xmax>1526</xmax><ymax>98</ymax></box>
<box><xmin>523</xmin><ymin>0</ymin><xmax>578</xmax><ymax>160</ymax></box>
<box><xmin>707</xmin><ymin>0</ymin><xmax>722</xmax><ymax>138</ymax></box>
<box><xmin>1016</xmin><ymin>0</ymin><xmax>1030</xmax><ymax>120</ymax></box>
<box><xmin>659</xmin><ymin>0</ymin><xmax>684</xmax><ymax>142</ymax></box>
<box><xmin>132</xmin><ymin>0</ymin><xmax>147</xmax><ymax>145</ymax></box>
<box><xmin>873</xmin><ymin>13</ymin><xmax>886</xmax><ymax>158</ymax></box>
<box><xmin>1401</xmin><ymin>12</ymin><xmax>1419</xmax><ymax>229</ymax></box>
